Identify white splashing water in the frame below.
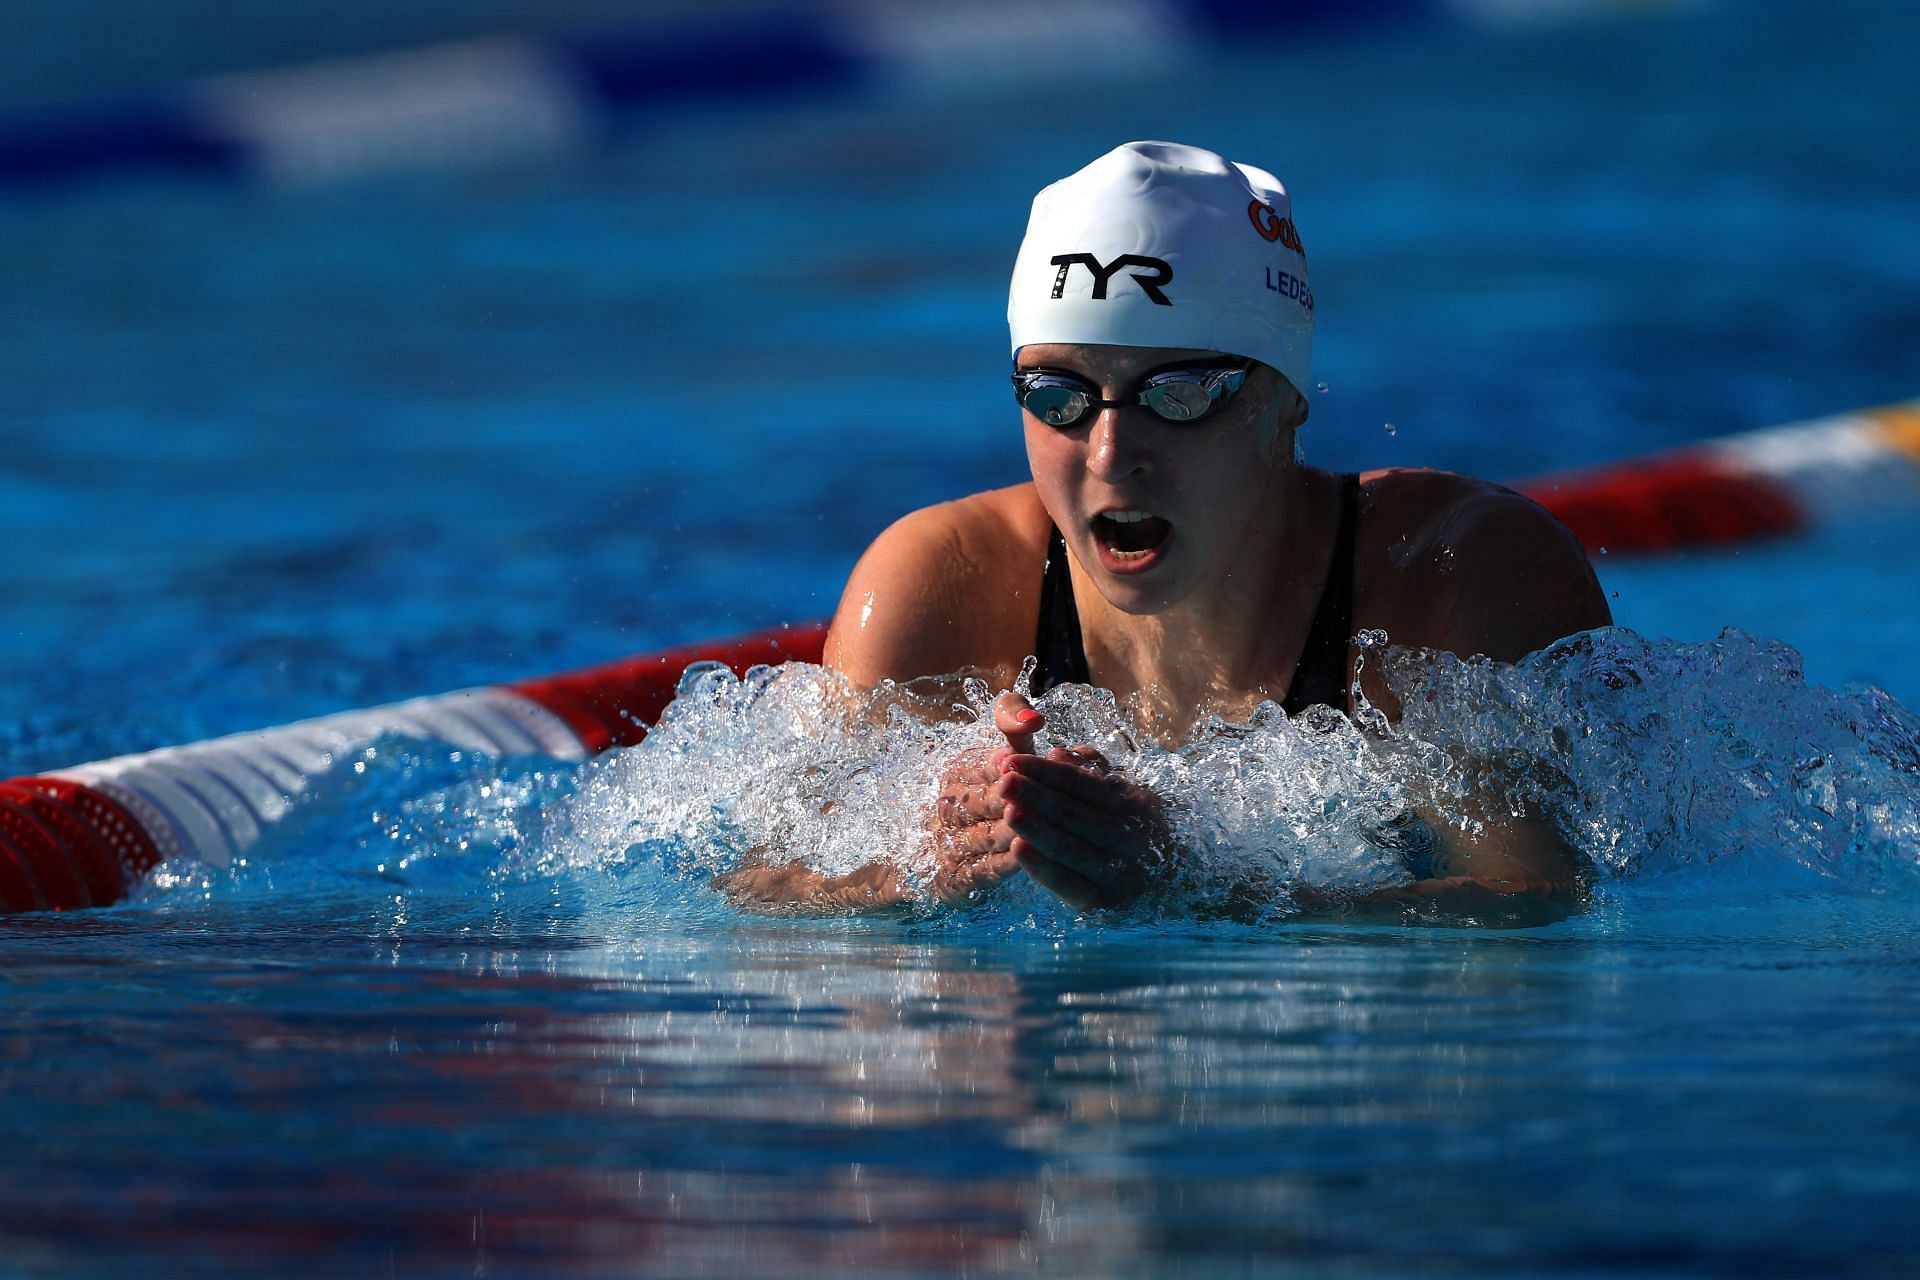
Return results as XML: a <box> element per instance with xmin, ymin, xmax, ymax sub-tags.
<box><xmin>1376</xmin><ymin>628</ymin><xmax>1920</xmax><ymax>885</ymax></box>
<box><xmin>135</xmin><ymin>627</ymin><xmax>1919</xmax><ymax>924</ymax></box>
<box><xmin>547</xmin><ymin>627</ymin><xmax>1920</xmax><ymax>918</ymax></box>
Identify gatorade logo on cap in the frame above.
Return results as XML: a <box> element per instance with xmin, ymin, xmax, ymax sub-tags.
<box><xmin>1009</xmin><ymin>141</ymin><xmax>1313</xmax><ymax>395</ymax></box>
<box><xmin>1248</xmin><ymin>200</ymin><xmax>1303</xmax><ymax>254</ymax></box>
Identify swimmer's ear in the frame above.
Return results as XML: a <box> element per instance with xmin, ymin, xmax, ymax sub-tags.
<box><xmin>1279</xmin><ymin>374</ymin><xmax>1309</xmax><ymax>428</ymax></box>
<box><xmin>1260</xmin><ymin>394</ymin><xmax>1307</xmax><ymax>464</ymax></box>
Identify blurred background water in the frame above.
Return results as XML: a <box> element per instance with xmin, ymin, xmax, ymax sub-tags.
<box><xmin>1</xmin><ymin>1</ymin><xmax>1917</xmax><ymax>1276</ymax></box>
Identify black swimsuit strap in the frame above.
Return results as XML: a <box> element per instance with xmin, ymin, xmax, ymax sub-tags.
<box><xmin>1281</xmin><ymin>472</ymin><xmax>1361</xmax><ymax>716</ymax></box>
<box><xmin>1032</xmin><ymin>525</ymin><xmax>1091</xmax><ymax>695</ymax></box>
<box><xmin>1030</xmin><ymin>472</ymin><xmax>1361</xmax><ymax>712</ymax></box>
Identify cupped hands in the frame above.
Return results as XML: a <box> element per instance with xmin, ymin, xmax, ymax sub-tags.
<box><xmin>929</xmin><ymin>692</ymin><xmax>1171</xmax><ymax>911</ymax></box>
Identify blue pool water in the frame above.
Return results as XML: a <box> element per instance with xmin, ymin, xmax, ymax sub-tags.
<box><xmin>3</xmin><ymin>1</ymin><xmax>1919</xmax><ymax>1275</ymax></box>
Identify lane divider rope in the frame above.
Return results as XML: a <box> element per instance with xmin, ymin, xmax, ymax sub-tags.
<box><xmin>3</xmin><ymin>397</ymin><xmax>1915</xmax><ymax>913</ymax></box>
<box><xmin>1514</xmin><ymin>401</ymin><xmax>1920</xmax><ymax>553</ymax></box>
<box><xmin>0</xmin><ymin>625</ymin><xmax>825</xmax><ymax>912</ymax></box>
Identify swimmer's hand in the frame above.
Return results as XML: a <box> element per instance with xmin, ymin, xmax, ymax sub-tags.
<box><xmin>990</xmin><ymin>694</ymin><xmax>1172</xmax><ymax>912</ymax></box>
<box><xmin>927</xmin><ymin>691</ymin><xmax>1041</xmax><ymax>904</ymax></box>
<box><xmin>1002</xmin><ymin>744</ymin><xmax>1172</xmax><ymax>911</ymax></box>
<box><xmin>929</xmin><ymin>743</ymin><xmax>1021</xmax><ymax>905</ymax></box>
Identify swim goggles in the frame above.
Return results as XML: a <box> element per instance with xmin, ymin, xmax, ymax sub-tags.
<box><xmin>1011</xmin><ymin>364</ymin><xmax>1249</xmax><ymax>428</ymax></box>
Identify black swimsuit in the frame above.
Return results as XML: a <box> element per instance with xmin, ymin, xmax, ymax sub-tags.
<box><xmin>1031</xmin><ymin>473</ymin><xmax>1361</xmax><ymax>714</ymax></box>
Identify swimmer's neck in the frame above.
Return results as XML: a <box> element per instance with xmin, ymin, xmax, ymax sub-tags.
<box><xmin>1072</xmin><ymin>465</ymin><xmax>1344</xmax><ymax>727</ymax></box>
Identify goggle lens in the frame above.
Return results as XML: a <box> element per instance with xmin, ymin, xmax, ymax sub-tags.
<box><xmin>1022</xmin><ymin>384</ymin><xmax>1091</xmax><ymax>427</ymax></box>
<box><xmin>1012</xmin><ymin>366</ymin><xmax>1247</xmax><ymax>429</ymax></box>
<box><xmin>1139</xmin><ymin>377</ymin><xmax>1216</xmax><ymax>422</ymax></box>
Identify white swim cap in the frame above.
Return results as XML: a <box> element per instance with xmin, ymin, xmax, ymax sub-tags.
<box><xmin>1008</xmin><ymin>141</ymin><xmax>1313</xmax><ymax>396</ymax></box>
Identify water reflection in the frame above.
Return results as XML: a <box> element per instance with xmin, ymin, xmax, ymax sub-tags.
<box><xmin>2</xmin><ymin>911</ymin><xmax>1913</xmax><ymax>1276</ymax></box>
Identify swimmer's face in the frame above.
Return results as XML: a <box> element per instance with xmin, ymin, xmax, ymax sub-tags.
<box><xmin>1016</xmin><ymin>343</ymin><xmax>1306</xmax><ymax>614</ymax></box>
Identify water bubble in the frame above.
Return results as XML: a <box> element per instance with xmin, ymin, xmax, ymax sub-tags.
<box><xmin>1315</xmin><ymin>382</ymin><xmax>1330</xmax><ymax>394</ymax></box>
<box><xmin>1384</xmin><ymin>422</ymin><xmax>1397</xmax><ymax>436</ymax></box>
<box><xmin>1598</xmin><ymin>546</ymin><xmax>1609</xmax><ymax>556</ymax></box>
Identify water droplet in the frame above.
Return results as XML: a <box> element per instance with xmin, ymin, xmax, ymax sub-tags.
<box><xmin>1383</xmin><ymin>422</ymin><xmax>1397</xmax><ymax>436</ymax></box>
<box><xmin>1598</xmin><ymin>546</ymin><xmax>1609</xmax><ymax>556</ymax></box>
<box><xmin>1611</xmin><ymin>590</ymin><xmax>1620</xmax><ymax>599</ymax></box>
<box><xmin>1315</xmin><ymin>382</ymin><xmax>1330</xmax><ymax>394</ymax></box>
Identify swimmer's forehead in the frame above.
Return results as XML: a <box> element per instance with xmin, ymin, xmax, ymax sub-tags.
<box><xmin>1014</xmin><ymin>344</ymin><xmax>1236</xmax><ymax>374</ymax></box>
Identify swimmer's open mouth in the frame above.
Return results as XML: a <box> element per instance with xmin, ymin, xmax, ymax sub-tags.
<box><xmin>1093</xmin><ymin>510</ymin><xmax>1172</xmax><ymax>561</ymax></box>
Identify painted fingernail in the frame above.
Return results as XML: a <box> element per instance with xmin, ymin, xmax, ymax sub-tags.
<box><xmin>1015</xmin><ymin>709</ymin><xmax>1043</xmax><ymax>727</ymax></box>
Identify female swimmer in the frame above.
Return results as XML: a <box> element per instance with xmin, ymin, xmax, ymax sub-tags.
<box><xmin>727</xmin><ymin>141</ymin><xmax>1610</xmax><ymax>921</ymax></box>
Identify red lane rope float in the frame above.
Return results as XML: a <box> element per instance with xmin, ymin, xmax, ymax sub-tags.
<box><xmin>1522</xmin><ymin>400</ymin><xmax>1920</xmax><ymax>554</ymax></box>
<box><xmin>0</xmin><ymin>789</ymin><xmax>89</xmax><ymax>910</ymax></box>
<box><xmin>0</xmin><ymin>779</ymin><xmax>146</xmax><ymax>909</ymax></box>
<box><xmin>508</xmin><ymin>623</ymin><xmax>828</xmax><ymax>754</ymax></box>
<box><xmin>1</xmin><ymin>399</ymin><xmax>1915</xmax><ymax>915</ymax></box>
<box><xmin>1520</xmin><ymin>453</ymin><xmax>1805</xmax><ymax>554</ymax></box>
<box><xmin>13</xmin><ymin>778</ymin><xmax>165</xmax><ymax>902</ymax></box>
<box><xmin>0</xmin><ymin>824</ymin><xmax>50</xmax><ymax>913</ymax></box>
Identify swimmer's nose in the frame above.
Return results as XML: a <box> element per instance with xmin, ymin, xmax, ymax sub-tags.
<box><xmin>1086</xmin><ymin>407</ymin><xmax>1155</xmax><ymax>482</ymax></box>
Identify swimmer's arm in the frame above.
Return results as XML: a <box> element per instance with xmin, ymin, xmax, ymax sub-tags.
<box><xmin>1338</xmin><ymin>484</ymin><xmax>1611</xmax><ymax>924</ymax></box>
<box><xmin>1319</xmin><ymin>812</ymin><xmax>1588</xmax><ymax>928</ymax></box>
<box><xmin>712</xmin><ymin>853</ymin><xmax>913</xmax><ymax>916</ymax></box>
<box><xmin>823</xmin><ymin>496</ymin><xmax>1034</xmax><ymax>689</ymax></box>
<box><xmin>710</xmin><ymin>507</ymin><xmax>1006</xmax><ymax>914</ymax></box>
<box><xmin>1426</xmin><ymin>484</ymin><xmax>1613</xmax><ymax>673</ymax></box>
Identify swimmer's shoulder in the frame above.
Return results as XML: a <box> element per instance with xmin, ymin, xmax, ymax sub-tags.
<box><xmin>1353</xmin><ymin>467</ymin><xmax>1612</xmax><ymax>663</ymax></box>
<box><xmin>824</xmin><ymin>483</ymin><xmax>1052</xmax><ymax>687</ymax></box>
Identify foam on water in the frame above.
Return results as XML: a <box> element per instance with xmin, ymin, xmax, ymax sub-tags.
<box><xmin>1378</xmin><ymin>627</ymin><xmax>1920</xmax><ymax>889</ymax></box>
<box><xmin>128</xmin><ymin>627</ymin><xmax>1920</xmax><ymax>927</ymax></box>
